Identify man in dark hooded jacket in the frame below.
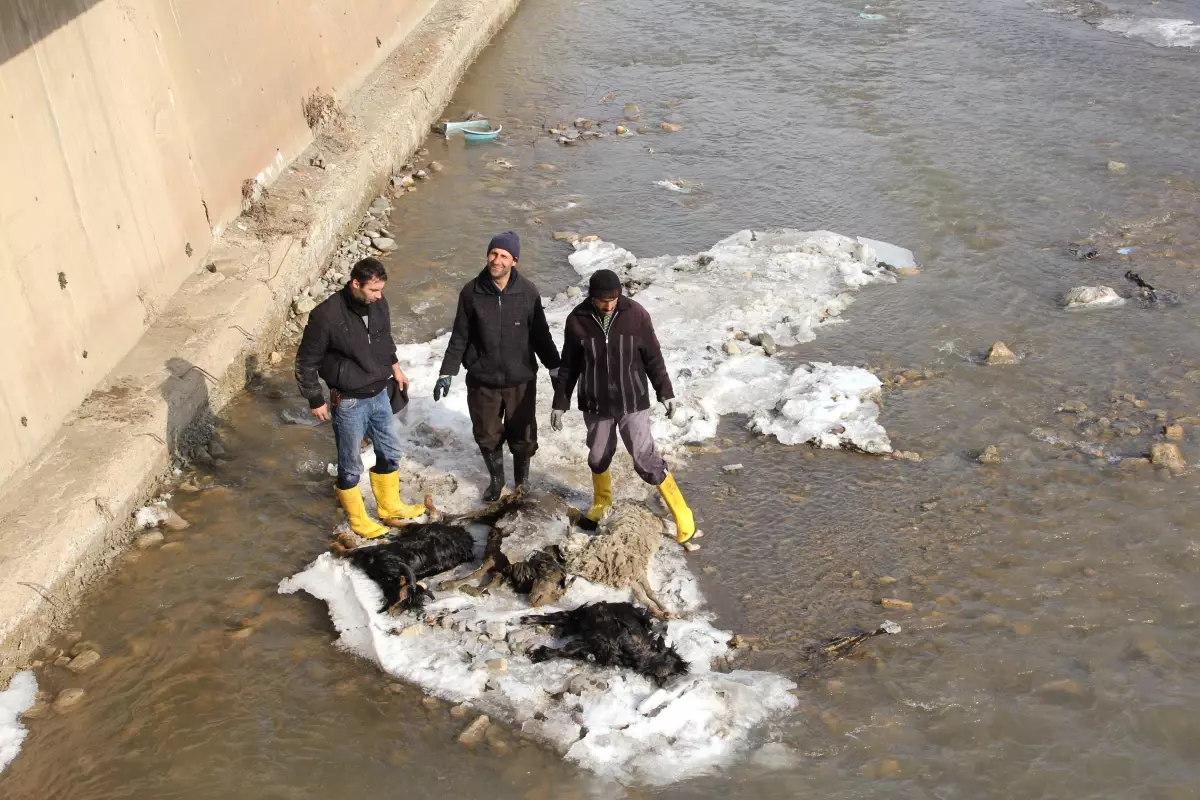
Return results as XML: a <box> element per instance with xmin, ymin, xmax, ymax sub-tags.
<box><xmin>435</xmin><ymin>232</ymin><xmax>561</xmax><ymax>500</ymax></box>
<box><xmin>550</xmin><ymin>269</ymin><xmax>698</xmax><ymax>545</ymax></box>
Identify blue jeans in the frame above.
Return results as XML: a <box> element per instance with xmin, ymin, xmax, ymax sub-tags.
<box><xmin>331</xmin><ymin>388</ymin><xmax>402</xmax><ymax>490</ymax></box>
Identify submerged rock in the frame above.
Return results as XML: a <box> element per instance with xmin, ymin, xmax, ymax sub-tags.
<box><xmin>458</xmin><ymin>715</ymin><xmax>491</xmax><ymax>747</ymax></box>
<box><xmin>978</xmin><ymin>445</ymin><xmax>1003</xmax><ymax>465</ymax></box>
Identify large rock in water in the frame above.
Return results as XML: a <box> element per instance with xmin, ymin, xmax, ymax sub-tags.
<box><xmin>1063</xmin><ymin>286</ymin><xmax>1124</xmax><ymax>309</ymax></box>
<box><xmin>1150</xmin><ymin>442</ymin><xmax>1187</xmax><ymax>473</ymax></box>
<box><xmin>986</xmin><ymin>342</ymin><xmax>1018</xmax><ymax>365</ymax></box>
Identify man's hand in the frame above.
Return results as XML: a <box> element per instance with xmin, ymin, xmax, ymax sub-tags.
<box><xmin>433</xmin><ymin>375</ymin><xmax>452</xmax><ymax>402</ymax></box>
<box><xmin>311</xmin><ymin>404</ymin><xmax>331</xmax><ymax>422</ymax></box>
<box><xmin>664</xmin><ymin>399</ymin><xmax>679</xmax><ymax>418</ymax></box>
<box><xmin>392</xmin><ymin>365</ymin><xmax>410</xmax><ymax>391</ymax></box>
<box><xmin>550</xmin><ymin>409</ymin><xmax>564</xmax><ymax>431</ymax></box>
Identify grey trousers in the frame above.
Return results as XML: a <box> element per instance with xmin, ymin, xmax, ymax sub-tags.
<box><xmin>584</xmin><ymin>409</ymin><xmax>668</xmax><ymax>485</ymax></box>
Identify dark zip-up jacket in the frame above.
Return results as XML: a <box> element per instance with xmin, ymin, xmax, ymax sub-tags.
<box><xmin>552</xmin><ymin>295</ymin><xmax>674</xmax><ymax>417</ymax></box>
<box><xmin>295</xmin><ymin>288</ymin><xmax>398</xmax><ymax>408</ymax></box>
<box><xmin>438</xmin><ymin>268</ymin><xmax>561</xmax><ymax>389</ymax></box>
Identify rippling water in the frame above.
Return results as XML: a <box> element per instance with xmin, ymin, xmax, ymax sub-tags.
<box><xmin>4</xmin><ymin>0</ymin><xmax>1200</xmax><ymax>796</ymax></box>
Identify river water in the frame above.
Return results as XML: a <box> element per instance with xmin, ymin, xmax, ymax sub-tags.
<box><xmin>5</xmin><ymin>0</ymin><xmax>1200</xmax><ymax>796</ymax></box>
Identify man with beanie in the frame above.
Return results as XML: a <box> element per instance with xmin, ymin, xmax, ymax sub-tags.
<box><xmin>435</xmin><ymin>232</ymin><xmax>561</xmax><ymax>501</ymax></box>
<box><xmin>550</xmin><ymin>269</ymin><xmax>698</xmax><ymax>545</ymax></box>
<box><xmin>295</xmin><ymin>257</ymin><xmax>426</xmax><ymax>538</ymax></box>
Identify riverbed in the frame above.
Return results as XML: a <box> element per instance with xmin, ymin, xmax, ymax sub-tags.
<box><xmin>3</xmin><ymin>0</ymin><xmax>1200</xmax><ymax>796</ymax></box>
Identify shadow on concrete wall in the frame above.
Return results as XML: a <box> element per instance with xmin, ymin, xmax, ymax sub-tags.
<box><xmin>0</xmin><ymin>0</ymin><xmax>106</xmax><ymax>68</ymax></box>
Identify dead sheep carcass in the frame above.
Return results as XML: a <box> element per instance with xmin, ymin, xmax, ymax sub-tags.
<box><xmin>561</xmin><ymin>503</ymin><xmax>671</xmax><ymax>617</ymax></box>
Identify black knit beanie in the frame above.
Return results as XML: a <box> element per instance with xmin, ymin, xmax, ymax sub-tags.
<box><xmin>588</xmin><ymin>269</ymin><xmax>622</xmax><ymax>298</ymax></box>
<box><xmin>487</xmin><ymin>231</ymin><xmax>520</xmax><ymax>261</ymax></box>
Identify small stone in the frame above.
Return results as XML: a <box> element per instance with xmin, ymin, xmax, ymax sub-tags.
<box><xmin>54</xmin><ymin>656</ymin><xmax>71</xmax><ymax>667</ymax></box>
<box><xmin>486</xmin><ymin>658</ymin><xmax>508</xmax><ymax>675</ymax></box>
<box><xmin>484</xmin><ymin>621</ymin><xmax>508</xmax><ymax>640</ymax></box>
<box><xmin>535</xmin><ymin>163</ymin><xmax>558</xmax><ymax>171</ymax></box>
<box><xmin>759</xmin><ymin>333</ymin><xmax>777</xmax><ymax>356</ymax></box>
<box><xmin>1058</xmin><ymin>400</ymin><xmax>1088</xmax><ymax>413</ymax></box>
<box><xmin>160</xmin><ymin>542</ymin><xmax>185</xmax><ymax>553</ymax></box>
<box><xmin>552</xmin><ymin>231</ymin><xmax>580</xmax><ymax>243</ymax></box>
<box><xmin>230</xmin><ymin>627</ymin><xmax>253</xmax><ymax>640</ymax></box>
<box><xmin>986</xmin><ymin>342</ymin><xmax>1018</xmax><ymax>365</ymax></box>
<box><xmin>623</xmin><ymin>103</ymin><xmax>642</xmax><ymax>120</ymax></box>
<box><xmin>293</xmin><ymin>296</ymin><xmax>317</xmax><ymax>315</ymax></box>
<box><xmin>1107</xmin><ymin>160</ymin><xmax>1127</xmax><ymax>174</ymax></box>
<box><xmin>451</xmin><ymin>703</ymin><xmax>471</xmax><ymax>718</ymax></box>
<box><xmin>978</xmin><ymin>445</ymin><xmax>1003</xmax><ymax>465</ymax></box>
<box><xmin>268</xmin><ymin>351</ymin><xmax>283</xmax><ymax>366</ymax></box>
<box><xmin>53</xmin><ymin>688</ymin><xmax>86</xmax><ymax>713</ymax></box>
<box><xmin>579</xmin><ymin>235</ymin><xmax>601</xmax><ymax>243</ymax></box>
<box><xmin>723</xmin><ymin>341</ymin><xmax>741</xmax><ymax>356</ymax></box>
<box><xmin>566</xmin><ymin>286</ymin><xmax>582</xmax><ymax>299</ymax></box>
<box><xmin>722</xmin><ymin>463</ymin><xmax>744</xmax><ymax>473</ymax></box>
<box><xmin>163</xmin><ymin>509</ymin><xmax>190</xmax><ymax>530</ymax></box>
<box><xmin>422</xmin><ymin>697</ymin><xmax>441</xmax><ymax>710</ymax></box>
<box><xmin>1151</xmin><ymin>442</ymin><xmax>1187</xmax><ymax>473</ymax></box>
<box><xmin>66</xmin><ymin>650</ymin><xmax>101</xmax><ymax>673</ymax></box>
<box><xmin>370</xmin><ymin>196</ymin><xmax>389</xmax><ymax>209</ymax></box>
<box><xmin>879</xmin><ymin>598</ymin><xmax>913</xmax><ymax>611</ymax></box>
<box><xmin>398</xmin><ymin>624</ymin><xmax>425</xmax><ymax>638</ymax></box>
<box><xmin>1165</xmin><ymin>424</ymin><xmax>1184</xmax><ymax>441</ymax></box>
<box><xmin>372</xmin><ymin>237</ymin><xmax>398</xmax><ymax>252</ymax></box>
<box><xmin>438</xmin><ymin>616</ymin><xmax>453</xmax><ymax>629</ymax></box>
<box><xmin>1011</xmin><ymin>621</ymin><xmax>1034</xmax><ymax>637</ymax></box>
<box><xmin>427</xmin><ymin>161</ymin><xmax>443</xmax><ymax>172</ymax></box>
<box><xmin>660</xmin><ymin>122</ymin><xmax>682</xmax><ymax>132</ymax></box>
<box><xmin>895</xmin><ymin>267</ymin><xmax>921</xmax><ymax>277</ymax></box>
<box><xmin>486</xmin><ymin>729</ymin><xmax>510</xmax><ymax>756</ymax></box>
<box><xmin>458</xmin><ymin>715</ymin><xmax>491</xmax><ymax>747</ymax></box>
<box><xmin>877</xmin><ymin>576</ymin><xmax>897</xmax><ymax>586</ymax></box>
<box><xmin>135</xmin><ymin>532</ymin><xmax>164</xmax><ymax>549</ymax></box>
<box><xmin>879</xmin><ymin>759</ymin><xmax>902</xmax><ymax>779</ymax></box>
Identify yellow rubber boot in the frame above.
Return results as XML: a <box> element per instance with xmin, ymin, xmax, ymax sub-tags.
<box><xmin>336</xmin><ymin>486</ymin><xmax>388</xmax><ymax>539</ymax></box>
<box><xmin>369</xmin><ymin>470</ymin><xmax>426</xmax><ymax>522</ymax></box>
<box><xmin>586</xmin><ymin>470</ymin><xmax>613</xmax><ymax>523</ymax></box>
<box><xmin>657</xmin><ymin>472</ymin><xmax>696</xmax><ymax>543</ymax></box>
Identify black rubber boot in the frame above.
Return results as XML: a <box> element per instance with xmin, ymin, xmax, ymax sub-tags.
<box><xmin>481</xmin><ymin>449</ymin><xmax>505</xmax><ymax>502</ymax></box>
<box><xmin>512</xmin><ymin>453</ymin><xmax>531</xmax><ymax>493</ymax></box>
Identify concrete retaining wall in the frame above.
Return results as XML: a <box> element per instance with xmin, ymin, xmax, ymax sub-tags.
<box><xmin>0</xmin><ymin>0</ymin><xmax>523</xmax><ymax>679</ymax></box>
<box><xmin>0</xmin><ymin>0</ymin><xmax>444</xmax><ymax>489</ymax></box>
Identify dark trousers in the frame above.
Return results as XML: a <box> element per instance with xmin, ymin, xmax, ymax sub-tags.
<box><xmin>467</xmin><ymin>380</ymin><xmax>538</xmax><ymax>457</ymax></box>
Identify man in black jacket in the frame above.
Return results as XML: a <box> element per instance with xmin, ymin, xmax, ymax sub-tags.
<box><xmin>550</xmin><ymin>269</ymin><xmax>698</xmax><ymax>545</ymax></box>
<box><xmin>434</xmin><ymin>232</ymin><xmax>561</xmax><ymax>501</ymax></box>
<box><xmin>295</xmin><ymin>257</ymin><xmax>426</xmax><ymax>537</ymax></box>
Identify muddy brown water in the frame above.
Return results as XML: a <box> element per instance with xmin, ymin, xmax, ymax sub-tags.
<box><xmin>6</xmin><ymin>0</ymin><xmax>1200</xmax><ymax>796</ymax></box>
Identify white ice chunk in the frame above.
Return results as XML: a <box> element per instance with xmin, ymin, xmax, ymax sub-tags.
<box><xmin>856</xmin><ymin>236</ymin><xmax>917</xmax><ymax>270</ymax></box>
<box><xmin>0</xmin><ymin>671</ymin><xmax>37</xmax><ymax>775</ymax></box>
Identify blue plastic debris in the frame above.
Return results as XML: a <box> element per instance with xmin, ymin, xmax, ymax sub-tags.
<box><xmin>1117</xmin><ymin>247</ymin><xmax>1137</xmax><ymax>255</ymax></box>
<box><xmin>858</xmin><ymin>11</ymin><xmax>885</xmax><ymax>19</ymax></box>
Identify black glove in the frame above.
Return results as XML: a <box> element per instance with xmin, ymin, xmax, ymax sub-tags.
<box><xmin>433</xmin><ymin>375</ymin><xmax>452</xmax><ymax>402</ymax></box>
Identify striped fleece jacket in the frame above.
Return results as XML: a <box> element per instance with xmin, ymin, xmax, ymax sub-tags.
<box><xmin>552</xmin><ymin>295</ymin><xmax>674</xmax><ymax>418</ymax></box>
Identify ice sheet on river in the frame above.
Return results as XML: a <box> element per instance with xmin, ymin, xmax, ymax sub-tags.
<box><xmin>285</xmin><ymin>229</ymin><xmax>907</xmax><ymax>784</ymax></box>
<box><xmin>0</xmin><ymin>671</ymin><xmax>37</xmax><ymax>775</ymax></box>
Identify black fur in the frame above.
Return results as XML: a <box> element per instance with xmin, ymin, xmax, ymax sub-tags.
<box><xmin>1125</xmin><ymin>270</ymin><xmax>1181</xmax><ymax>308</ymax></box>
<box><xmin>522</xmin><ymin>601</ymin><xmax>689</xmax><ymax>687</ymax></box>
<box><xmin>347</xmin><ymin>523</ymin><xmax>475</xmax><ymax>613</ymax></box>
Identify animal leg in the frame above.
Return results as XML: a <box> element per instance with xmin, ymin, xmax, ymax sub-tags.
<box><xmin>632</xmin><ymin>579</ymin><xmax>672</xmax><ymax>620</ymax></box>
<box><xmin>438</xmin><ymin>557</ymin><xmax>495</xmax><ymax>591</ymax></box>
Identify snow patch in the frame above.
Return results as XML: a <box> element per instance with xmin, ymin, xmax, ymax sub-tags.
<box><xmin>0</xmin><ymin>672</ymin><xmax>37</xmax><ymax>775</ymax></box>
<box><xmin>1099</xmin><ymin>16</ymin><xmax>1200</xmax><ymax>48</ymax></box>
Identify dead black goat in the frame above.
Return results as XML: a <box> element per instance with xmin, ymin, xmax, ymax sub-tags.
<box><xmin>522</xmin><ymin>601</ymin><xmax>689</xmax><ymax>687</ymax></box>
<box><xmin>335</xmin><ymin>523</ymin><xmax>475</xmax><ymax>614</ymax></box>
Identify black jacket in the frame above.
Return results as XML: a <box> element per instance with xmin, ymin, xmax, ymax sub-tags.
<box><xmin>295</xmin><ymin>288</ymin><xmax>398</xmax><ymax>409</ymax></box>
<box><xmin>438</xmin><ymin>268</ymin><xmax>561</xmax><ymax>388</ymax></box>
<box><xmin>552</xmin><ymin>295</ymin><xmax>674</xmax><ymax>418</ymax></box>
